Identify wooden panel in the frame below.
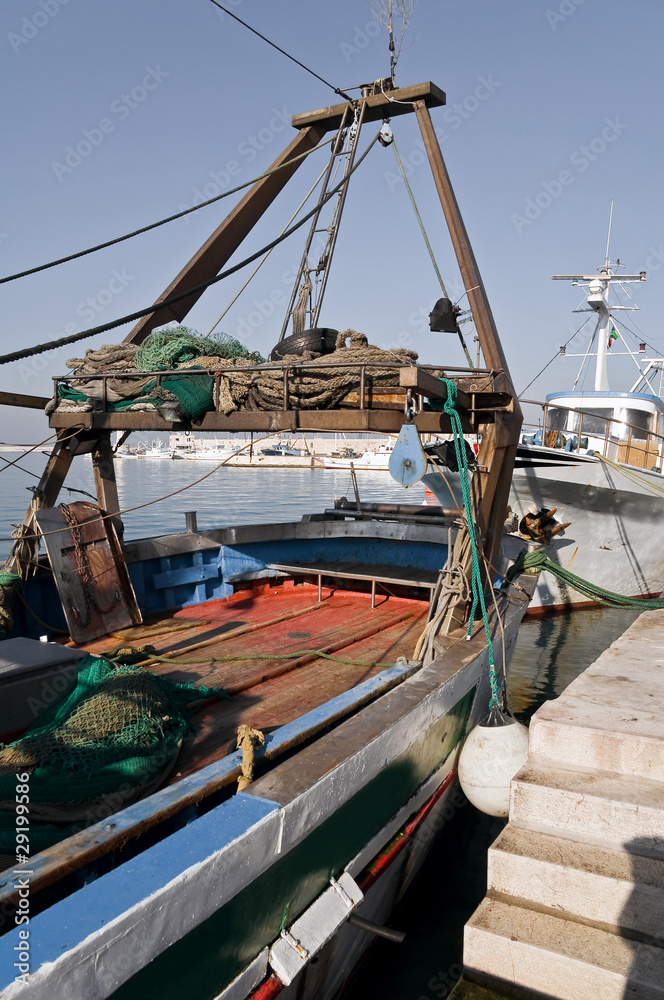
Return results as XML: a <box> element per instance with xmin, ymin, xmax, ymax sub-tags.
<box><xmin>48</xmin><ymin>407</ymin><xmax>477</xmax><ymax>433</ymax></box>
<box><xmin>35</xmin><ymin>501</ymin><xmax>141</xmax><ymax>642</ymax></box>
<box><xmin>617</xmin><ymin>440</ymin><xmax>660</xmax><ymax>469</ymax></box>
<box><xmin>171</xmin><ymin>602</ymin><xmax>428</xmax><ymax>778</ymax></box>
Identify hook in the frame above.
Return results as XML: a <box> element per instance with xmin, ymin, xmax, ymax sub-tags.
<box><xmin>404</xmin><ymin>388</ymin><xmax>416</xmax><ymax>422</ymax></box>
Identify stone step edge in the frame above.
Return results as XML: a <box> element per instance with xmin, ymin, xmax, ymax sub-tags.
<box><xmin>487</xmin><ymin>826</ymin><xmax>664</xmax><ymax>949</ymax></box>
<box><xmin>448</xmin><ymin>973</ymin><xmax>541</xmax><ymax>1000</ymax></box>
<box><xmin>483</xmin><ymin>886</ymin><xmax>664</xmax><ymax>953</ymax></box>
<box><xmin>464</xmin><ymin>897</ymin><xmax>664</xmax><ymax>998</ymax></box>
<box><xmin>515</xmin><ymin>752</ymin><xmax>664</xmax><ymax>789</ymax></box>
<box><xmin>506</xmin><ymin>814</ymin><xmax>664</xmax><ymax>863</ymax></box>
<box><xmin>529</xmin><ymin>716</ymin><xmax>664</xmax><ymax>778</ymax></box>
<box><xmin>491</xmin><ymin>824</ymin><xmax>664</xmax><ymax>889</ymax></box>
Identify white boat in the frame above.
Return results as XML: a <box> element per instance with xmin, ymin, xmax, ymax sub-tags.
<box><xmin>425</xmin><ymin>246</ymin><xmax>664</xmax><ymax>612</ymax></box>
<box><xmin>323</xmin><ymin>443</ymin><xmax>393</xmax><ymax>470</ymax></box>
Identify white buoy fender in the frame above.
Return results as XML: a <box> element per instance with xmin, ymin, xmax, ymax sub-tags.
<box><xmin>458</xmin><ymin>708</ymin><xmax>529</xmax><ymax>817</ymax></box>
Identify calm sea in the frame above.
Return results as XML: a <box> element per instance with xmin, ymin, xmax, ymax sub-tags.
<box><xmin>1</xmin><ymin>449</ymin><xmax>640</xmax><ymax>998</ymax></box>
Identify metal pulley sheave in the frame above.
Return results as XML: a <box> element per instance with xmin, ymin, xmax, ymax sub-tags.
<box><xmin>388</xmin><ymin>392</ymin><xmax>428</xmax><ymax>487</ymax></box>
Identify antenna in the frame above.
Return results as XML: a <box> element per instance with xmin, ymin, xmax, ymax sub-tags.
<box><xmin>604</xmin><ymin>200</ymin><xmax>614</xmax><ymax>270</ymax></box>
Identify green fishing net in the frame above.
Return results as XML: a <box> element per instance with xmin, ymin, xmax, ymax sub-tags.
<box><xmin>0</xmin><ymin>570</ymin><xmax>19</xmax><ymax>639</ymax></box>
<box><xmin>0</xmin><ymin>655</ymin><xmax>227</xmax><ymax>853</ymax></box>
<box><xmin>135</xmin><ymin>326</ymin><xmax>265</xmax><ymax>371</ymax></box>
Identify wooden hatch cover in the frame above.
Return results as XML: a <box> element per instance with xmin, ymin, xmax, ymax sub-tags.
<box><xmin>34</xmin><ymin>501</ymin><xmax>142</xmax><ymax>643</ymax></box>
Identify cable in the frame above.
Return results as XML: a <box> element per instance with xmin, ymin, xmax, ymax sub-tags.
<box><xmin>0</xmin><ymin>457</ymin><xmax>95</xmax><ymax>497</ymax></box>
<box><xmin>0</xmin><ymin>137</ymin><xmax>335</xmax><ymax>286</ymax></box>
<box><xmin>391</xmin><ymin>138</ymin><xmax>475</xmax><ymax>369</ymax></box>
<box><xmin>207</xmin><ymin>0</ymin><xmax>353</xmax><ymax>102</ymax></box>
<box><xmin>2</xmin><ymin>425</ymin><xmax>358</xmax><ymax>545</ymax></box>
<box><xmin>0</xmin><ymin>133</ymin><xmax>381</xmax><ymax>368</ymax></box>
<box><xmin>517</xmin><ymin>316</ymin><xmax>592</xmax><ymax>398</ymax></box>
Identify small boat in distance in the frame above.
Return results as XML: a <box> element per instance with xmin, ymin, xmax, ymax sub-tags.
<box><xmin>323</xmin><ymin>442</ymin><xmax>394</xmax><ymax>470</ymax></box>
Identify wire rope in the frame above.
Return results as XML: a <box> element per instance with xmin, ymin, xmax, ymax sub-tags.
<box><xmin>0</xmin><ymin>132</ymin><xmax>381</xmax><ymax>367</ymax></box>
<box><xmin>205</xmin><ymin>161</ymin><xmax>330</xmax><ymax>337</ymax></box>
<box><xmin>207</xmin><ymin>0</ymin><xmax>353</xmax><ymax>101</ymax></box>
<box><xmin>517</xmin><ymin>316</ymin><xmax>593</xmax><ymax>398</ymax></box>
<box><xmin>0</xmin><ymin>137</ymin><xmax>335</xmax><ymax>286</ymax></box>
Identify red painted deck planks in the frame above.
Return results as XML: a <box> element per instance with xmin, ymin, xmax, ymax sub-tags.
<box><xmin>171</xmin><ymin>601</ymin><xmax>428</xmax><ymax>778</ymax></box>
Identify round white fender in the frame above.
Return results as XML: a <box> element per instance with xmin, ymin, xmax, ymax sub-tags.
<box><xmin>458</xmin><ymin>707</ymin><xmax>529</xmax><ymax>817</ymax></box>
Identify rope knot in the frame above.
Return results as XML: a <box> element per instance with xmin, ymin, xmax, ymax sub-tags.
<box><xmin>236</xmin><ymin>725</ymin><xmax>265</xmax><ymax>790</ymax></box>
<box><xmin>335</xmin><ymin>329</ymin><xmax>368</xmax><ymax>351</ymax></box>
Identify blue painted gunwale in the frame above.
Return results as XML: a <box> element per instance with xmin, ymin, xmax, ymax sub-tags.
<box><xmin>0</xmin><ymin>659</ymin><xmax>421</xmax><ymax>908</ymax></box>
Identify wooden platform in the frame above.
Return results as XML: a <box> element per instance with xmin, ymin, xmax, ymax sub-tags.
<box><xmin>77</xmin><ymin>580</ymin><xmax>429</xmax><ymax>782</ymax></box>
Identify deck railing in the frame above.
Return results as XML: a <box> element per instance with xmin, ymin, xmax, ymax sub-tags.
<box><xmin>521</xmin><ymin>398</ymin><xmax>664</xmax><ymax>473</ymax></box>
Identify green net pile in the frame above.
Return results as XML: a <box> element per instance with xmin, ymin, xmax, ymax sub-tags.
<box><xmin>50</xmin><ymin>327</ymin><xmax>266</xmax><ymax>423</ymax></box>
<box><xmin>135</xmin><ymin>326</ymin><xmax>265</xmax><ymax>370</ymax></box>
<box><xmin>0</xmin><ymin>655</ymin><xmax>227</xmax><ymax>854</ymax></box>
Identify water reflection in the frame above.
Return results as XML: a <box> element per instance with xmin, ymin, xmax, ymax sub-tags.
<box><xmin>508</xmin><ymin>604</ymin><xmax>643</xmax><ymax>723</ymax></box>
<box><xmin>0</xmin><ymin>454</ymin><xmax>425</xmax><ymax>559</ymax></box>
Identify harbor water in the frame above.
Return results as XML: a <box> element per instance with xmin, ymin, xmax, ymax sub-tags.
<box><xmin>0</xmin><ymin>450</ymin><xmax>642</xmax><ymax>997</ymax></box>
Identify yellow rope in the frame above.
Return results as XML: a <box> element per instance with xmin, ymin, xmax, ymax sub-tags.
<box><xmin>597</xmin><ymin>454</ymin><xmax>664</xmax><ymax>498</ymax></box>
<box><xmin>236</xmin><ymin>725</ymin><xmax>265</xmax><ymax>790</ymax></box>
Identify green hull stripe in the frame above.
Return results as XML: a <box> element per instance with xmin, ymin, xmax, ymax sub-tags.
<box><xmin>111</xmin><ymin>691</ymin><xmax>473</xmax><ymax>1000</ymax></box>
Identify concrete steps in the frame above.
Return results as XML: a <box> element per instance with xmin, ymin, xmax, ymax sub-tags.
<box><xmin>510</xmin><ymin>757</ymin><xmax>664</xmax><ymax>852</ymax></box>
<box><xmin>463</xmin><ymin>897</ymin><xmax>664</xmax><ymax>1000</ymax></box>
<box><xmin>451</xmin><ymin>609</ymin><xmax>664</xmax><ymax>1000</ymax></box>
<box><xmin>488</xmin><ymin>824</ymin><xmax>664</xmax><ymax>945</ymax></box>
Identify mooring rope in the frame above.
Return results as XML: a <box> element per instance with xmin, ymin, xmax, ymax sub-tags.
<box><xmin>597</xmin><ymin>453</ymin><xmax>664</xmax><ymax>498</ymax></box>
<box><xmin>506</xmin><ymin>548</ymin><xmax>664</xmax><ymax>609</ymax></box>
<box><xmin>107</xmin><ymin>645</ymin><xmax>395</xmax><ymax>668</ymax></box>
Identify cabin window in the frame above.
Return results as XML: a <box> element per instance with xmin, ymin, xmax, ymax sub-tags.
<box><xmin>546</xmin><ymin>407</ymin><xmax>569</xmax><ymax>431</ymax></box>
<box><xmin>618</xmin><ymin>408</ymin><xmax>651</xmax><ymax>440</ymax></box>
<box><xmin>569</xmin><ymin>407</ymin><xmax>613</xmax><ymax>436</ymax></box>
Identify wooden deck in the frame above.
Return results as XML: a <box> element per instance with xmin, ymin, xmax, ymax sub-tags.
<box><xmin>78</xmin><ymin>580</ymin><xmax>429</xmax><ymax>782</ymax></box>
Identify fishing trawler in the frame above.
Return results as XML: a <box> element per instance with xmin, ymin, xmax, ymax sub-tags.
<box><xmin>425</xmin><ymin>245</ymin><xmax>664</xmax><ymax>612</ymax></box>
<box><xmin>0</xmin><ymin>79</ymin><xmax>534</xmax><ymax>1000</ymax></box>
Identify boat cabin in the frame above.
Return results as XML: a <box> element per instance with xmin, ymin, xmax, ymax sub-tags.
<box><xmin>539</xmin><ymin>389</ymin><xmax>664</xmax><ymax>469</ymax></box>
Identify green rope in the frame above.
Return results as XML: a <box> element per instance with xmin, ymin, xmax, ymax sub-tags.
<box><xmin>506</xmin><ymin>548</ymin><xmax>664</xmax><ymax>609</ymax></box>
<box><xmin>441</xmin><ymin>379</ymin><xmax>500</xmax><ymax>708</ymax></box>
<box><xmin>107</xmin><ymin>645</ymin><xmax>394</xmax><ymax>669</ymax></box>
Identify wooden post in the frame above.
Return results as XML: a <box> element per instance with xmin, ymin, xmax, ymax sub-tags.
<box><xmin>91</xmin><ymin>432</ymin><xmax>123</xmax><ymax>540</ymax></box>
<box><xmin>414</xmin><ymin>100</ymin><xmax>523</xmax><ymax>624</ymax></box>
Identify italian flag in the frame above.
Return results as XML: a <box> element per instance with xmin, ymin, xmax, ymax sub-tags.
<box><xmin>608</xmin><ymin>326</ymin><xmax>618</xmax><ymax>349</ymax></box>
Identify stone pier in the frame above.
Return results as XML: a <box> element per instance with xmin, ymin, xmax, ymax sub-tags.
<box><xmin>451</xmin><ymin>607</ymin><xmax>664</xmax><ymax>999</ymax></box>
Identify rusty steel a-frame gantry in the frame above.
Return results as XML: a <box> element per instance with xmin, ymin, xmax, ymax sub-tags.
<box><xmin>8</xmin><ymin>80</ymin><xmax>522</xmax><ymax>608</ymax></box>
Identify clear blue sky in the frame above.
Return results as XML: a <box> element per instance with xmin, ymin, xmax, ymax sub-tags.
<box><xmin>1</xmin><ymin>0</ymin><xmax>663</xmax><ymax>439</ymax></box>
